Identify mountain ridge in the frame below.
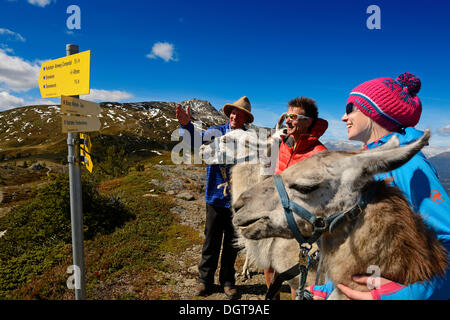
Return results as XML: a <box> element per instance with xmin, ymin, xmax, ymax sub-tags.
<box><xmin>0</xmin><ymin>100</ymin><xmax>448</xmax><ymax>194</ymax></box>
<box><xmin>0</xmin><ymin>98</ymin><xmax>228</xmax><ymax>161</ymax></box>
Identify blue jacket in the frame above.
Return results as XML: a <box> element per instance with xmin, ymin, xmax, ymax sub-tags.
<box><xmin>180</xmin><ymin>122</ymin><xmax>235</xmax><ymax>208</ymax></box>
<box><xmin>311</xmin><ymin>128</ymin><xmax>450</xmax><ymax>300</ymax></box>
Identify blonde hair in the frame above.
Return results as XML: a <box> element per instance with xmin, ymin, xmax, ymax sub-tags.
<box><xmin>366</xmin><ymin>117</ymin><xmax>392</xmax><ymax>144</ymax></box>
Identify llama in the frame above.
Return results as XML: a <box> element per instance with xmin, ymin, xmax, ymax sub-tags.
<box><xmin>199</xmin><ymin>114</ymin><xmax>318</xmax><ymax>293</ymax></box>
<box><xmin>232</xmin><ymin>129</ymin><xmax>448</xmax><ymax>299</ymax></box>
<box><xmin>199</xmin><ymin>127</ymin><xmax>284</xmax><ymax>171</ymax></box>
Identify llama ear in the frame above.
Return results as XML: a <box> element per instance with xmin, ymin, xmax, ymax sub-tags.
<box><xmin>352</xmin><ymin>129</ymin><xmax>430</xmax><ymax>180</ymax></box>
<box><xmin>275</xmin><ymin>113</ymin><xmax>286</xmax><ymax>130</ymax></box>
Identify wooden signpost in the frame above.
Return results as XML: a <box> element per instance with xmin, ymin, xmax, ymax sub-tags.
<box><xmin>61</xmin><ymin>95</ymin><xmax>101</xmax><ymax>116</ymax></box>
<box><xmin>38</xmin><ymin>45</ymin><xmax>101</xmax><ymax>300</ymax></box>
<box><xmin>61</xmin><ymin>115</ymin><xmax>101</xmax><ymax>133</ymax></box>
<box><xmin>61</xmin><ymin>96</ymin><xmax>102</xmax><ymax>133</ymax></box>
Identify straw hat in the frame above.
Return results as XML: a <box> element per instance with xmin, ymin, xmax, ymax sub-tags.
<box><xmin>223</xmin><ymin>96</ymin><xmax>254</xmax><ymax>124</ymax></box>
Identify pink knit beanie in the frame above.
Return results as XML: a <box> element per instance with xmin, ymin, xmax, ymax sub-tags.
<box><xmin>346</xmin><ymin>72</ymin><xmax>422</xmax><ymax>132</ymax></box>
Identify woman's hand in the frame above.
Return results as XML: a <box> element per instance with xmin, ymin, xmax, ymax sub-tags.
<box><xmin>337</xmin><ymin>275</ymin><xmax>393</xmax><ymax>300</ymax></box>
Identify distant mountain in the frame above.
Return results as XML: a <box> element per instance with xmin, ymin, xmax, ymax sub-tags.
<box><xmin>323</xmin><ymin>139</ymin><xmax>363</xmax><ymax>152</ymax></box>
<box><xmin>0</xmin><ymin>98</ymin><xmax>228</xmax><ymax>161</ymax></box>
<box><xmin>423</xmin><ymin>146</ymin><xmax>450</xmax><ymax>158</ymax></box>
<box><xmin>429</xmin><ymin>152</ymin><xmax>450</xmax><ymax>195</ymax></box>
<box><xmin>1</xmin><ymin>100</ymin><xmax>448</xmax><ymax>195</ymax></box>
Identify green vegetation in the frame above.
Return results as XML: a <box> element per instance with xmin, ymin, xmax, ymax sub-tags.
<box><xmin>0</xmin><ymin>174</ymin><xmax>134</xmax><ymax>298</ymax></box>
<box><xmin>0</xmin><ymin>150</ymin><xmax>201</xmax><ymax>299</ymax></box>
<box><xmin>96</xmin><ymin>145</ymin><xmax>130</xmax><ymax>178</ymax></box>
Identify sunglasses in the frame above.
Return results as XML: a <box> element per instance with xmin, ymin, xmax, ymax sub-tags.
<box><xmin>285</xmin><ymin>113</ymin><xmax>310</xmax><ymax>121</ymax></box>
<box><xmin>345</xmin><ymin>103</ymin><xmax>358</xmax><ymax>115</ymax></box>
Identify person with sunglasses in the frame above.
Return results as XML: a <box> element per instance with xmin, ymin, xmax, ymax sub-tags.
<box><xmin>309</xmin><ymin>72</ymin><xmax>450</xmax><ymax>300</ymax></box>
<box><xmin>266</xmin><ymin>97</ymin><xmax>328</xmax><ymax>299</ymax></box>
<box><xmin>274</xmin><ymin>97</ymin><xmax>329</xmax><ymax>174</ymax></box>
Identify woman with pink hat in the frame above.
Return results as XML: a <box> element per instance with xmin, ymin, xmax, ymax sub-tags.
<box><xmin>309</xmin><ymin>72</ymin><xmax>450</xmax><ymax>300</ymax></box>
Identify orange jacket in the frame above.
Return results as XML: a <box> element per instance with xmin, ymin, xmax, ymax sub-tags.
<box><xmin>274</xmin><ymin>118</ymin><xmax>328</xmax><ymax>174</ymax></box>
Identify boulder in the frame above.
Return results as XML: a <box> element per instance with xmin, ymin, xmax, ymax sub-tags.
<box><xmin>176</xmin><ymin>192</ymin><xmax>196</xmax><ymax>201</ymax></box>
<box><xmin>31</xmin><ymin>163</ymin><xmax>44</xmax><ymax>171</ymax></box>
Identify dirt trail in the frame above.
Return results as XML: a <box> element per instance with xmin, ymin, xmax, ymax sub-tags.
<box><xmin>154</xmin><ymin>164</ymin><xmax>319</xmax><ymax>300</ymax></box>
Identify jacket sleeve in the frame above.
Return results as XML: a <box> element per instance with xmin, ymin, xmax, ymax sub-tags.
<box><xmin>388</xmin><ymin>153</ymin><xmax>450</xmax><ymax>245</ymax></box>
<box><xmin>376</xmin><ymin>153</ymin><xmax>450</xmax><ymax>300</ymax></box>
<box><xmin>310</xmin><ymin>280</ymin><xmax>335</xmax><ymax>299</ymax></box>
<box><xmin>179</xmin><ymin>122</ymin><xmax>202</xmax><ymax>151</ymax></box>
<box><xmin>377</xmin><ymin>272</ymin><xmax>449</xmax><ymax>300</ymax></box>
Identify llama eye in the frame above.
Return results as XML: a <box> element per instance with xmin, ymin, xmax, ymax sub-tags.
<box><xmin>291</xmin><ymin>184</ymin><xmax>320</xmax><ymax>194</ymax></box>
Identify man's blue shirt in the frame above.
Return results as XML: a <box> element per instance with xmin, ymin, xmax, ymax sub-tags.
<box><xmin>180</xmin><ymin>122</ymin><xmax>242</xmax><ymax>208</ymax></box>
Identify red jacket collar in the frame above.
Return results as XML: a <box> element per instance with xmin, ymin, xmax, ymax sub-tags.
<box><xmin>281</xmin><ymin>118</ymin><xmax>328</xmax><ymax>152</ymax></box>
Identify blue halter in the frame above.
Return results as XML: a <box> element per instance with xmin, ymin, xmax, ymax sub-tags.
<box><xmin>273</xmin><ymin>174</ymin><xmax>374</xmax><ymax>245</ymax></box>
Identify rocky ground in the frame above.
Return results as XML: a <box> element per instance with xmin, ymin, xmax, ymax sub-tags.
<box><xmin>152</xmin><ymin>164</ymin><xmax>320</xmax><ymax>300</ymax></box>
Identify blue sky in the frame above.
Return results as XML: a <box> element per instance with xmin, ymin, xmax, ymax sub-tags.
<box><xmin>0</xmin><ymin>0</ymin><xmax>449</xmax><ymax>147</ymax></box>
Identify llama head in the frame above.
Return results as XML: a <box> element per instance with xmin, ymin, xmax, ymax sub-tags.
<box><xmin>199</xmin><ymin>128</ymin><xmax>257</xmax><ymax>165</ymax></box>
<box><xmin>232</xmin><ymin>129</ymin><xmax>431</xmax><ymax>240</ymax></box>
<box><xmin>199</xmin><ymin>113</ymin><xmax>287</xmax><ymax>166</ymax></box>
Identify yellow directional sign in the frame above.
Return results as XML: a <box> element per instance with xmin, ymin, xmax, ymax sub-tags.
<box><xmin>79</xmin><ymin>133</ymin><xmax>92</xmax><ymax>153</ymax></box>
<box><xmin>80</xmin><ymin>148</ymin><xmax>93</xmax><ymax>173</ymax></box>
<box><xmin>62</xmin><ymin>115</ymin><xmax>101</xmax><ymax>133</ymax></box>
<box><xmin>61</xmin><ymin>96</ymin><xmax>101</xmax><ymax>116</ymax></box>
<box><xmin>80</xmin><ymin>134</ymin><xmax>93</xmax><ymax>172</ymax></box>
<box><xmin>39</xmin><ymin>50</ymin><xmax>90</xmax><ymax>98</ymax></box>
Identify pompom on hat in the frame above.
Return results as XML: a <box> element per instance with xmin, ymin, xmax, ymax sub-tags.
<box><xmin>346</xmin><ymin>72</ymin><xmax>422</xmax><ymax>132</ymax></box>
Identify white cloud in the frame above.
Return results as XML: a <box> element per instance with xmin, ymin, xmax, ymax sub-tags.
<box><xmin>0</xmin><ymin>44</ymin><xmax>14</xmax><ymax>54</ymax></box>
<box><xmin>146</xmin><ymin>42</ymin><xmax>177</xmax><ymax>62</ymax></box>
<box><xmin>0</xmin><ymin>90</ymin><xmax>25</xmax><ymax>110</ymax></box>
<box><xmin>27</xmin><ymin>0</ymin><xmax>53</xmax><ymax>7</ymax></box>
<box><xmin>0</xmin><ymin>28</ymin><xmax>26</xmax><ymax>42</ymax></box>
<box><xmin>81</xmin><ymin>89</ymin><xmax>133</xmax><ymax>102</ymax></box>
<box><xmin>0</xmin><ymin>90</ymin><xmax>58</xmax><ymax>111</ymax></box>
<box><xmin>0</xmin><ymin>49</ymin><xmax>41</xmax><ymax>92</ymax></box>
<box><xmin>436</xmin><ymin>125</ymin><xmax>450</xmax><ymax>137</ymax></box>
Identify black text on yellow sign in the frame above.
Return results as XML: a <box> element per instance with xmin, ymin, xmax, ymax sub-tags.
<box><xmin>39</xmin><ymin>50</ymin><xmax>90</xmax><ymax>98</ymax></box>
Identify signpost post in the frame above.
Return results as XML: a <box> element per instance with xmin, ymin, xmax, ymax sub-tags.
<box><xmin>65</xmin><ymin>44</ymin><xmax>86</xmax><ymax>300</ymax></box>
<box><xmin>39</xmin><ymin>44</ymin><xmax>100</xmax><ymax>300</ymax></box>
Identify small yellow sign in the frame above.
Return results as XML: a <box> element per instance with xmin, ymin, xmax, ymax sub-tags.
<box><xmin>61</xmin><ymin>96</ymin><xmax>101</xmax><ymax>116</ymax></box>
<box><xmin>79</xmin><ymin>133</ymin><xmax>92</xmax><ymax>153</ymax></box>
<box><xmin>61</xmin><ymin>115</ymin><xmax>101</xmax><ymax>133</ymax></box>
<box><xmin>39</xmin><ymin>50</ymin><xmax>90</xmax><ymax>98</ymax></box>
<box><xmin>80</xmin><ymin>148</ymin><xmax>93</xmax><ymax>173</ymax></box>
<box><xmin>80</xmin><ymin>134</ymin><xmax>93</xmax><ymax>173</ymax></box>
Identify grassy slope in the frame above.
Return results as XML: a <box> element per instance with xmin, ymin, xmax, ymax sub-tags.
<box><xmin>0</xmin><ymin>152</ymin><xmax>202</xmax><ymax>300</ymax></box>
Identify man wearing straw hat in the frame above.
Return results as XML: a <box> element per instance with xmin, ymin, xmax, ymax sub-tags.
<box><xmin>176</xmin><ymin>96</ymin><xmax>254</xmax><ymax>300</ymax></box>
